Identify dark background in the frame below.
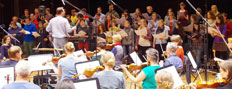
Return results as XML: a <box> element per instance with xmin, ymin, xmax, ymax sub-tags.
<box><xmin>0</xmin><ymin>0</ymin><xmax>231</xmax><ymax>31</ymax></box>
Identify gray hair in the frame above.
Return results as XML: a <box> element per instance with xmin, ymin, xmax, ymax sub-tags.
<box><xmin>146</xmin><ymin>48</ymin><xmax>159</xmax><ymax>62</ymax></box>
<box><xmin>166</xmin><ymin>42</ymin><xmax>178</xmax><ymax>53</ymax></box>
<box><xmin>55</xmin><ymin>79</ymin><xmax>75</xmax><ymax>89</ymax></box>
<box><xmin>15</xmin><ymin>60</ymin><xmax>31</xmax><ymax>78</ymax></box>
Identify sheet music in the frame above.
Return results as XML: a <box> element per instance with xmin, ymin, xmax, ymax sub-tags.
<box><xmin>115</xmin><ymin>17</ymin><xmax>126</xmax><ymax>26</ymax></box>
<box><xmin>75</xmin><ymin>61</ymin><xmax>100</xmax><ymax>79</ymax></box>
<box><xmin>134</xmin><ymin>28</ymin><xmax>147</xmax><ymax>36</ymax></box>
<box><xmin>104</xmin><ymin>31</ymin><xmax>113</xmax><ymax>37</ymax></box>
<box><xmin>0</xmin><ymin>67</ymin><xmax>14</xmax><ymax>89</ymax></box>
<box><xmin>142</xmin><ymin>13</ymin><xmax>149</xmax><ymax>20</ymax></box>
<box><xmin>76</xmin><ymin>30</ymin><xmax>87</xmax><ymax>37</ymax></box>
<box><xmin>129</xmin><ymin>52</ymin><xmax>142</xmax><ymax>65</ymax></box>
<box><xmin>32</xmin><ymin>32</ymin><xmax>40</xmax><ymax>37</ymax></box>
<box><xmin>153</xmin><ymin>32</ymin><xmax>165</xmax><ymax>38</ymax></box>
<box><xmin>28</xmin><ymin>54</ymin><xmax>53</xmax><ymax>71</ymax></box>
<box><xmin>156</xmin><ymin>66</ymin><xmax>184</xmax><ymax>89</ymax></box>
<box><xmin>73</xmin><ymin>50</ymin><xmax>88</xmax><ymax>62</ymax></box>
<box><xmin>118</xmin><ymin>30</ymin><xmax>128</xmax><ymax>38</ymax></box>
<box><xmin>187</xmin><ymin>51</ymin><xmax>198</xmax><ymax>69</ymax></box>
<box><xmin>74</xmin><ymin>79</ymin><xmax>98</xmax><ymax>89</ymax></box>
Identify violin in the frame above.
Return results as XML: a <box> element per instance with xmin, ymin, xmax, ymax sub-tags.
<box><xmin>116</xmin><ymin>62</ymin><xmax>149</xmax><ymax>71</ymax></box>
<box><xmin>72</xmin><ymin>66</ymin><xmax>105</xmax><ymax>79</ymax></box>
<box><xmin>105</xmin><ymin>44</ymin><xmax>116</xmax><ymax>50</ymax></box>
<box><xmin>196</xmin><ymin>79</ymin><xmax>227</xmax><ymax>89</ymax></box>
<box><xmin>85</xmin><ymin>49</ymin><xmax>100</xmax><ymax>58</ymax></box>
<box><xmin>42</xmin><ymin>54</ymin><xmax>67</xmax><ymax>65</ymax></box>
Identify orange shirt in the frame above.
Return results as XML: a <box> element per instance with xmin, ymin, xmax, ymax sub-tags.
<box><xmin>176</xmin><ymin>46</ymin><xmax>184</xmax><ymax>65</ymax></box>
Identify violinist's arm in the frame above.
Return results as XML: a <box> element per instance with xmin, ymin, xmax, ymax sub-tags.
<box><xmin>122</xmin><ymin>68</ymin><xmax>146</xmax><ymax>83</ymax></box>
<box><xmin>57</xmin><ymin>66</ymin><xmax>62</xmax><ymax>78</ymax></box>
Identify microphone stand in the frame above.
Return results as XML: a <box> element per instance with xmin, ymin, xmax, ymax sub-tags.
<box><xmin>62</xmin><ymin>0</ymin><xmax>101</xmax><ymax>58</ymax></box>
<box><xmin>0</xmin><ymin>25</ymin><xmax>20</xmax><ymax>43</ymax></box>
<box><xmin>186</xmin><ymin>0</ymin><xmax>232</xmax><ymax>81</ymax></box>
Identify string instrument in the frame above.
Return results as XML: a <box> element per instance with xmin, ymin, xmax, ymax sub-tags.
<box><xmin>105</xmin><ymin>43</ymin><xmax>116</xmax><ymax>50</ymax></box>
<box><xmin>195</xmin><ymin>79</ymin><xmax>227</xmax><ymax>89</ymax></box>
<box><xmin>72</xmin><ymin>66</ymin><xmax>105</xmax><ymax>79</ymax></box>
<box><xmin>116</xmin><ymin>62</ymin><xmax>149</xmax><ymax>71</ymax></box>
<box><xmin>85</xmin><ymin>49</ymin><xmax>100</xmax><ymax>58</ymax></box>
<box><xmin>42</xmin><ymin>54</ymin><xmax>67</xmax><ymax>65</ymax></box>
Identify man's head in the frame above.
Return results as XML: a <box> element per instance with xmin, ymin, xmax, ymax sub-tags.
<box><xmin>56</xmin><ymin>7</ymin><xmax>65</xmax><ymax>16</ymax></box>
<box><xmin>34</xmin><ymin>8</ymin><xmax>39</xmax><ymax>14</ymax></box>
<box><xmin>146</xmin><ymin>6</ymin><xmax>153</xmax><ymax>14</ymax></box>
<box><xmin>12</xmin><ymin>16</ymin><xmax>18</xmax><ymax>22</ymax></box>
<box><xmin>8</xmin><ymin>46</ymin><xmax>22</xmax><ymax>60</ymax></box>
<box><xmin>10</xmin><ymin>21</ymin><xmax>17</xmax><ymax>29</ymax></box>
<box><xmin>30</xmin><ymin>13</ymin><xmax>35</xmax><ymax>20</ymax></box>
<box><xmin>166</xmin><ymin>42</ymin><xmax>177</xmax><ymax>54</ymax></box>
<box><xmin>97</xmin><ymin>7</ymin><xmax>102</xmax><ymax>14</ymax></box>
<box><xmin>71</xmin><ymin>9</ymin><xmax>76</xmax><ymax>16</ymax></box>
<box><xmin>146</xmin><ymin>48</ymin><xmax>159</xmax><ymax>63</ymax></box>
<box><xmin>15</xmin><ymin>60</ymin><xmax>31</xmax><ymax>80</ymax></box>
<box><xmin>24</xmin><ymin>9</ymin><xmax>29</xmax><ymax>15</ymax></box>
<box><xmin>25</xmin><ymin>17</ymin><xmax>31</xmax><ymax>25</ymax></box>
<box><xmin>109</xmin><ymin>4</ymin><xmax>114</xmax><ymax>11</ymax></box>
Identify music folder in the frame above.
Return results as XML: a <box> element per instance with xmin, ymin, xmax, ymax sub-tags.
<box><xmin>0</xmin><ymin>66</ymin><xmax>15</xmax><ymax>89</ymax></box>
<box><xmin>73</xmin><ymin>78</ymin><xmax>101</xmax><ymax>89</ymax></box>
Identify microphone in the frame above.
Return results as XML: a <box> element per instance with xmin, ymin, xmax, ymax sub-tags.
<box><xmin>61</xmin><ymin>0</ymin><xmax>65</xmax><ymax>5</ymax></box>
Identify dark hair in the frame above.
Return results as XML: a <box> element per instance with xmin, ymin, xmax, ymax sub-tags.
<box><xmin>24</xmin><ymin>9</ymin><xmax>29</xmax><ymax>12</ymax></box>
<box><xmin>180</xmin><ymin>2</ymin><xmax>185</xmax><ymax>6</ymax></box>
<box><xmin>222</xmin><ymin>12</ymin><xmax>228</xmax><ymax>18</ymax></box>
<box><xmin>10</xmin><ymin>21</ymin><xmax>17</xmax><ymax>26</ymax></box>
<box><xmin>77</xmin><ymin>14</ymin><xmax>84</xmax><ymax>18</ymax></box>
<box><xmin>3</xmin><ymin>35</ymin><xmax>10</xmax><ymax>44</ymax></box>
<box><xmin>96</xmin><ymin>13</ymin><xmax>101</xmax><ymax>17</ymax></box>
<box><xmin>55</xmin><ymin>79</ymin><xmax>75</xmax><ymax>89</ymax></box>
<box><xmin>216</xmin><ymin>14</ymin><xmax>225</xmax><ymax>30</ymax></box>
<box><xmin>190</xmin><ymin>14</ymin><xmax>197</xmax><ymax>23</ymax></box>
<box><xmin>81</xmin><ymin>8</ymin><xmax>87</xmax><ymax>12</ymax></box>
<box><xmin>25</xmin><ymin>17</ymin><xmax>31</xmax><ymax>21</ymax></box>
<box><xmin>208</xmin><ymin>11</ymin><xmax>216</xmax><ymax>20</ymax></box>
<box><xmin>46</xmin><ymin>8</ymin><xmax>50</xmax><ymax>12</ymax></box>
<box><xmin>98</xmin><ymin>24</ymin><xmax>106</xmax><ymax>32</ymax></box>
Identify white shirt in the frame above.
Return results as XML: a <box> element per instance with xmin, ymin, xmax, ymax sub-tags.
<box><xmin>46</xmin><ymin>16</ymin><xmax>72</xmax><ymax>38</ymax></box>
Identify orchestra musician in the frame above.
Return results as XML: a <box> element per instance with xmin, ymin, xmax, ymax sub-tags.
<box><xmin>155</xmin><ymin>70</ymin><xmax>174</xmax><ymax>89</ymax></box>
<box><xmin>93</xmin><ymin>51</ymin><xmax>125</xmax><ymax>89</ymax></box>
<box><xmin>1</xmin><ymin>60</ymin><xmax>41</xmax><ymax>89</ymax></box>
<box><xmin>48</xmin><ymin>42</ymin><xmax>81</xmax><ymax>81</ymax></box>
<box><xmin>111</xmin><ymin>34</ymin><xmax>123</xmax><ymax>67</ymax></box>
<box><xmin>0</xmin><ymin>35</ymin><xmax>12</xmax><ymax>61</ymax></box>
<box><xmin>91</xmin><ymin>39</ymin><xmax>107</xmax><ymax>63</ymax></box>
<box><xmin>0</xmin><ymin>46</ymin><xmax>22</xmax><ymax>67</ymax></box>
<box><xmin>121</xmin><ymin>48</ymin><xmax>161</xmax><ymax>89</ymax></box>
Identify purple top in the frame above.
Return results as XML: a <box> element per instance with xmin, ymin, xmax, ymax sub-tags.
<box><xmin>214</xmin><ymin>25</ymin><xmax>227</xmax><ymax>43</ymax></box>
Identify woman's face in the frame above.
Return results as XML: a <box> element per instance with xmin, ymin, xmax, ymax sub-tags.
<box><xmin>98</xmin><ymin>25</ymin><xmax>103</xmax><ymax>31</ymax></box>
<box><xmin>106</xmin><ymin>15</ymin><xmax>111</xmax><ymax>21</ymax></box>
<box><xmin>140</xmin><ymin>20</ymin><xmax>145</xmax><ymax>26</ymax></box>
<box><xmin>180</xmin><ymin>5</ymin><xmax>185</xmax><ymax>9</ymax></box>
<box><xmin>220</xmin><ymin>68</ymin><xmax>228</xmax><ymax>79</ymax></box>
<box><xmin>207</xmin><ymin>13</ymin><xmax>211</xmax><ymax>19</ymax></box>
<box><xmin>168</xmin><ymin>14</ymin><xmax>174</xmax><ymax>19</ymax></box>
<box><xmin>124</xmin><ymin>22</ymin><xmax>130</xmax><ymax>28</ymax></box>
<box><xmin>80</xmin><ymin>21</ymin><xmax>85</xmax><ymax>27</ymax></box>
<box><xmin>11</xmin><ymin>24</ymin><xmax>17</xmax><ymax>29</ymax></box>
<box><xmin>38</xmin><ymin>23</ymin><xmax>43</xmax><ymax>29</ymax></box>
<box><xmin>152</xmin><ymin>14</ymin><xmax>157</xmax><ymax>20</ymax></box>
<box><xmin>135</xmin><ymin>9</ymin><xmax>140</xmax><ymax>14</ymax></box>
<box><xmin>5</xmin><ymin>37</ymin><xmax>11</xmax><ymax>44</ymax></box>
<box><xmin>194</xmin><ymin>24</ymin><xmax>199</xmax><ymax>30</ymax></box>
<box><xmin>158</xmin><ymin>21</ymin><xmax>164</xmax><ymax>27</ymax></box>
<box><xmin>216</xmin><ymin>17</ymin><xmax>221</xmax><ymax>24</ymax></box>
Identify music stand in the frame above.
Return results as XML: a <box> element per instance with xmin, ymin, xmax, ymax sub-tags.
<box><xmin>155</xmin><ymin>65</ymin><xmax>184</xmax><ymax>88</ymax></box>
<box><xmin>187</xmin><ymin>51</ymin><xmax>203</xmax><ymax>82</ymax></box>
<box><xmin>28</xmin><ymin>54</ymin><xmax>54</xmax><ymax>71</ymax></box>
<box><xmin>0</xmin><ymin>66</ymin><xmax>15</xmax><ymax>88</ymax></box>
<box><xmin>73</xmin><ymin>78</ymin><xmax>101</xmax><ymax>89</ymax></box>
<box><xmin>75</xmin><ymin>60</ymin><xmax>101</xmax><ymax>79</ymax></box>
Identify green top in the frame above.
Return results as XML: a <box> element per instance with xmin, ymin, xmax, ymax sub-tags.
<box><xmin>142</xmin><ymin>66</ymin><xmax>161</xmax><ymax>89</ymax></box>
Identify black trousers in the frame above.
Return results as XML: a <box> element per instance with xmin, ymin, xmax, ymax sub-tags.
<box><xmin>138</xmin><ymin>45</ymin><xmax>151</xmax><ymax>62</ymax></box>
<box><xmin>155</xmin><ymin>43</ymin><xmax>167</xmax><ymax>60</ymax></box>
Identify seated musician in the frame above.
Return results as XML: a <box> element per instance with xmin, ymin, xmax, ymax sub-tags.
<box><xmin>111</xmin><ymin>34</ymin><xmax>124</xmax><ymax>67</ymax></box>
<box><xmin>0</xmin><ymin>35</ymin><xmax>12</xmax><ymax>61</ymax></box>
<box><xmin>170</xmin><ymin>35</ymin><xmax>184</xmax><ymax>66</ymax></box>
<box><xmin>0</xmin><ymin>46</ymin><xmax>22</xmax><ymax>67</ymax></box>
<box><xmin>2</xmin><ymin>60</ymin><xmax>41</xmax><ymax>89</ymax></box>
<box><xmin>163</xmin><ymin>42</ymin><xmax>183</xmax><ymax>71</ymax></box>
<box><xmin>49</xmin><ymin>42</ymin><xmax>81</xmax><ymax>81</ymax></box>
<box><xmin>93</xmin><ymin>51</ymin><xmax>125</xmax><ymax>89</ymax></box>
<box><xmin>155</xmin><ymin>70</ymin><xmax>174</xmax><ymax>89</ymax></box>
<box><xmin>121</xmin><ymin>48</ymin><xmax>161</xmax><ymax>89</ymax></box>
<box><xmin>91</xmin><ymin>39</ymin><xmax>107</xmax><ymax>63</ymax></box>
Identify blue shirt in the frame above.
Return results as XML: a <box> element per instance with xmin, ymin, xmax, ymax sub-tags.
<box><xmin>164</xmin><ymin>55</ymin><xmax>183</xmax><ymax>69</ymax></box>
<box><xmin>9</xmin><ymin>27</ymin><xmax>24</xmax><ymax>45</ymax></box>
<box><xmin>2</xmin><ymin>82</ymin><xmax>41</xmax><ymax>89</ymax></box>
<box><xmin>111</xmin><ymin>44</ymin><xmax>123</xmax><ymax>66</ymax></box>
<box><xmin>0</xmin><ymin>60</ymin><xmax>18</xmax><ymax>67</ymax></box>
<box><xmin>58</xmin><ymin>56</ymin><xmax>81</xmax><ymax>80</ymax></box>
<box><xmin>0</xmin><ymin>45</ymin><xmax>11</xmax><ymax>60</ymax></box>
<box><xmin>24</xmin><ymin>23</ymin><xmax>36</xmax><ymax>42</ymax></box>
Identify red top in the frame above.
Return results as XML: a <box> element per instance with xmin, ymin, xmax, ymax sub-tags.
<box><xmin>225</xmin><ymin>20</ymin><xmax>232</xmax><ymax>39</ymax></box>
<box><xmin>169</xmin><ymin>22</ymin><xmax>173</xmax><ymax>35</ymax></box>
<box><xmin>176</xmin><ymin>47</ymin><xmax>184</xmax><ymax>66</ymax></box>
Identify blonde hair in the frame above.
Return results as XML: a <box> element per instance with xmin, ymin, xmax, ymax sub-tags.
<box><xmin>170</xmin><ymin>35</ymin><xmax>183</xmax><ymax>45</ymax></box>
<box><xmin>211</xmin><ymin>5</ymin><xmax>218</xmax><ymax>11</ymax></box>
<box><xmin>219</xmin><ymin>59</ymin><xmax>232</xmax><ymax>83</ymax></box>
<box><xmin>101</xmin><ymin>51</ymin><xmax>115</xmax><ymax>68</ymax></box>
<box><xmin>8</xmin><ymin>46</ymin><xmax>22</xmax><ymax>58</ymax></box>
<box><xmin>112</xmin><ymin>34</ymin><xmax>122</xmax><ymax>43</ymax></box>
<box><xmin>155</xmin><ymin>70</ymin><xmax>174</xmax><ymax>89</ymax></box>
<box><xmin>64</xmin><ymin>42</ymin><xmax>75</xmax><ymax>53</ymax></box>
